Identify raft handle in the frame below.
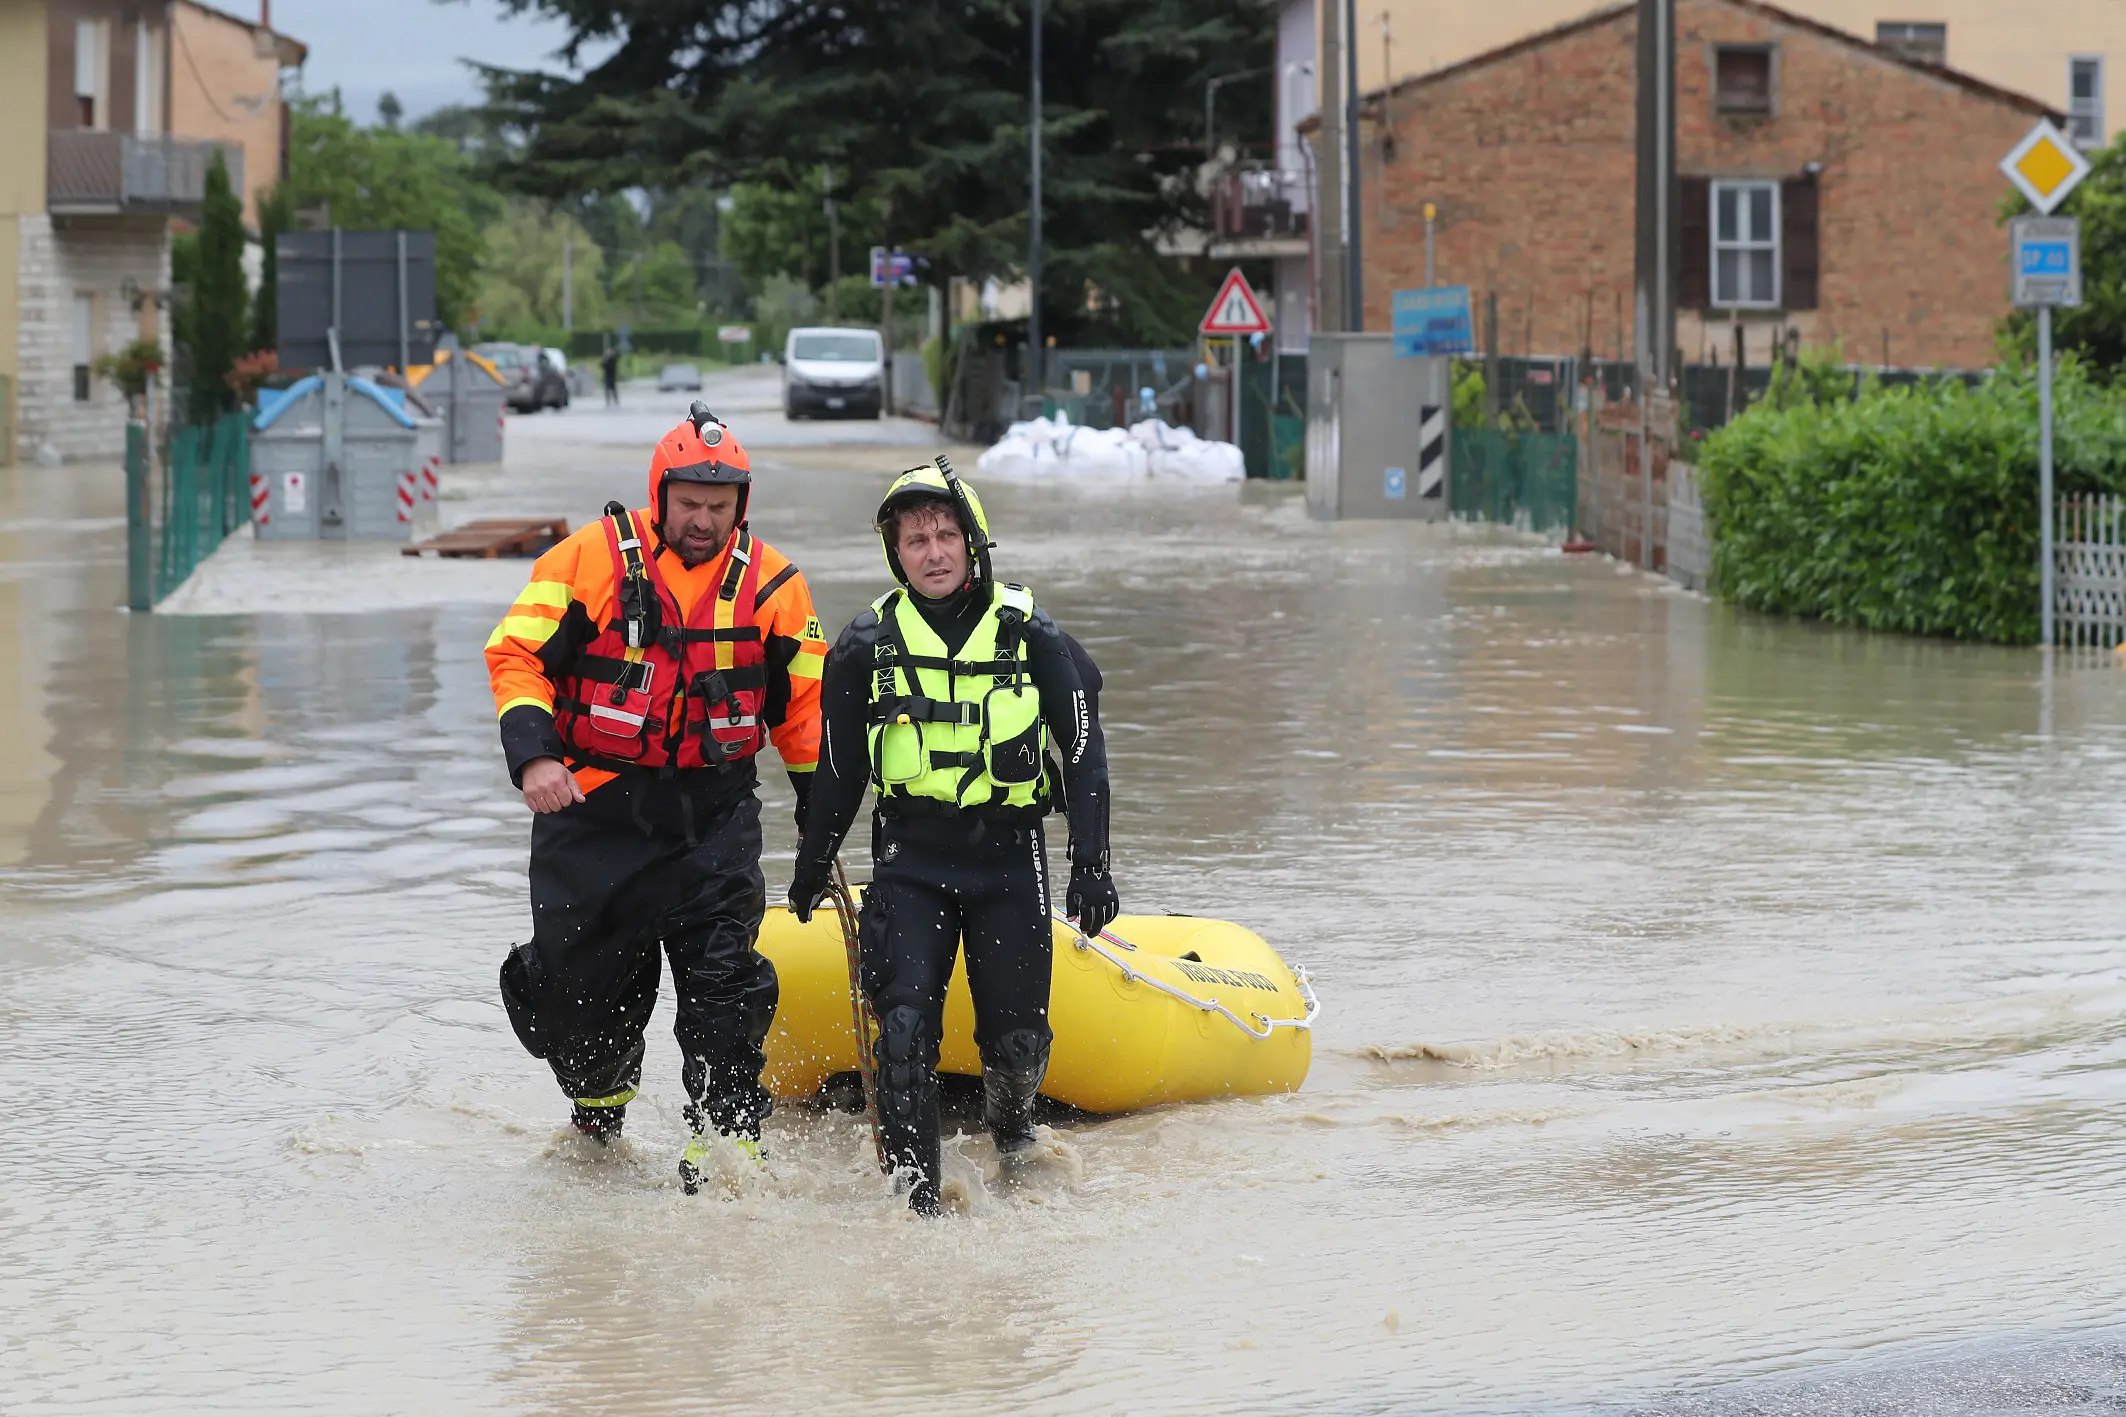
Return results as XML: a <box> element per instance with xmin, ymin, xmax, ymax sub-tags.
<box><xmin>1060</xmin><ymin>916</ymin><xmax>1321</xmax><ymax>1041</ymax></box>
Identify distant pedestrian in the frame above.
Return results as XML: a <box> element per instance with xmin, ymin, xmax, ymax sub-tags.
<box><xmin>601</xmin><ymin>347</ymin><xmax>620</xmax><ymax>407</ymax></box>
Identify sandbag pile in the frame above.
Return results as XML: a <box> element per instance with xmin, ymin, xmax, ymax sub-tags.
<box><xmin>976</xmin><ymin>411</ymin><xmax>1244</xmax><ymax>484</ymax></box>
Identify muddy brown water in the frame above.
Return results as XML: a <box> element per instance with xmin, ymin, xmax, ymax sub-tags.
<box><xmin>6</xmin><ymin>370</ymin><xmax>2126</xmax><ymax>1413</ymax></box>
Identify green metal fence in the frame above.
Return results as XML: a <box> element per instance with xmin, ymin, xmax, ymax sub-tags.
<box><xmin>1450</xmin><ymin>429</ymin><xmax>1578</xmax><ymax>535</ymax></box>
<box><xmin>126</xmin><ymin>411</ymin><xmax>250</xmax><ymax>610</ymax></box>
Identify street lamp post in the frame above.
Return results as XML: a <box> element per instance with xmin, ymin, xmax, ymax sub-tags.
<box><xmin>1028</xmin><ymin>0</ymin><xmax>1044</xmax><ymax>409</ymax></box>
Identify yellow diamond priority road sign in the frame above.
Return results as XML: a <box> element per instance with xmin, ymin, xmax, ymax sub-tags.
<box><xmin>2001</xmin><ymin>119</ymin><xmax>2092</xmax><ymax>214</ymax></box>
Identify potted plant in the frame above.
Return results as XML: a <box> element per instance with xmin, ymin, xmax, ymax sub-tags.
<box><xmin>93</xmin><ymin>337</ymin><xmax>164</xmax><ymax>417</ymax></box>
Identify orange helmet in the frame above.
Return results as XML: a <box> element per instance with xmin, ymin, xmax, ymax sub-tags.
<box><xmin>648</xmin><ymin>402</ymin><xmax>752</xmax><ymax>526</ymax></box>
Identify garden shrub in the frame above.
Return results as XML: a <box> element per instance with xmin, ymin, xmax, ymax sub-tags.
<box><xmin>1698</xmin><ymin>360</ymin><xmax>2126</xmax><ymax>643</ymax></box>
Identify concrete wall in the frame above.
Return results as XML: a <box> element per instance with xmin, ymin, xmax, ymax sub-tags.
<box><xmin>1358</xmin><ymin>0</ymin><xmax>2044</xmax><ymax>369</ymax></box>
<box><xmin>169</xmin><ymin>0</ymin><xmax>284</xmax><ymax>224</ymax></box>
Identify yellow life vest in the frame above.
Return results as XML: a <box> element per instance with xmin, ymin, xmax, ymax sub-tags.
<box><xmin>867</xmin><ymin>584</ymin><xmax>1048</xmax><ymax>811</ymax></box>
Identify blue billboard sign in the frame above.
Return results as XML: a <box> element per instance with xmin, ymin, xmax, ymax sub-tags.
<box><xmin>1392</xmin><ymin>285</ymin><xmax>1474</xmax><ymax>358</ymax></box>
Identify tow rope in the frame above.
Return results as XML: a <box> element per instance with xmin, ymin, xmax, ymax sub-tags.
<box><xmin>828</xmin><ymin>859</ymin><xmax>887</xmax><ymax>1172</ymax></box>
<box><xmin>1060</xmin><ymin>915</ymin><xmax>1321</xmax><ymax>1040</ymax></box>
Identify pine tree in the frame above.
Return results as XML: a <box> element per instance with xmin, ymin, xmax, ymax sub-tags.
<box><xmin>482</xmin><ymin>0</ymin><xmax>1270</xmax><ymax>345</ymax></box>
<box><xmin>187</xmin><ymin>151</ymin><xmax>249</xmax><ymax>423</ymax></box>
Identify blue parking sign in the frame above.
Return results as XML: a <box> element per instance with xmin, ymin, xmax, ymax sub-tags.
<box><xmin>1392</xmin><ymin>286</ymin><xmax>1474</xmax><ymax>357</ymax></box>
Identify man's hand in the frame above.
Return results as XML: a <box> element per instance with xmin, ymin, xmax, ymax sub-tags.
<box><xmin>789</xmin><ymin>770</ymin><xmax>813</xmax><ymax>835</ymax></box>
<box><xmin>788</xmin><ymin>860</ymin><xmax>833</xmax><ymax>923</ymax></box>
<box><xmin>1067</xmin><ymin>862</ymin><xmax>1119</xmax><ymax>940</ymax></box>
<box><xmin>521</xmin><ymin>758</ymin><xmax>585</xmax><ymax>814</ymax></box>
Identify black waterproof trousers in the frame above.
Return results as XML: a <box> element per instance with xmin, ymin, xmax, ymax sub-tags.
<box><xmin>861</xmin><ymin>810</ymin><xmax>1055</xmax><ymax>1212</ymax></box>
<box><xmin>499</xmin><ymin>768</ymin><xmax>777</xmax><ymax>1136</ymax></box>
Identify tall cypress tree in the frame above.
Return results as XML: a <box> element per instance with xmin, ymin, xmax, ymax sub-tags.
<box><xmin>187</xmin><ymin>152</ymin><xmax>249</xmax><ymax>423</ymax></box>
<box><xmin>251</xmin><ymin>181</ymin><xmax>292</xmax><ymax>358</ymax></box>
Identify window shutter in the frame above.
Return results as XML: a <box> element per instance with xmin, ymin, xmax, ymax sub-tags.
<box><xmin>1782</xmin><ymin>174</ymin><xmax>1819</xmax><ymax>310</ymax></box>
<box><xmin>1678</xmin><ymin>176</ymin><xmax>1711</xmax><ymax>310</ymax></box>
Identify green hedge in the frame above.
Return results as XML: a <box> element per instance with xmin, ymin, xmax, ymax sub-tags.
<box><xmin>1698</xmin><ymin>361</ymin><xmax>2126</xmax><ymax>644</ymax></box>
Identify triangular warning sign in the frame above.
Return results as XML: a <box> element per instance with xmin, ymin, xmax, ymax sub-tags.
<box><xmin>1199</xmin><ymin>268</ymin><xmax>1271</xmax><ymax>335</ymax></box>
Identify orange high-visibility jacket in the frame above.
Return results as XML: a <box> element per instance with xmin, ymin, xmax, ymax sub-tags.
<box><xmin>486</xmin><ymin>513</ymin><xmax>825</xmax><ymax>795</ymax></box>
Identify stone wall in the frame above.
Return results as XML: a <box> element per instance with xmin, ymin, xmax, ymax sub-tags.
<box><xmin>16</xmin><ymin>213</ymin><xmax>168</xmax><ymax>464</ymax></box>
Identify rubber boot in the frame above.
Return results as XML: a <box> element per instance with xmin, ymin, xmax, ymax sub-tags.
<box><xmin>875</xmin><ymin>1004</ymin><xmax>943</xmax><ymax>1216</ymax></box>
<box><xmin>980</xmin><ymin>1028</ymin><xmax>1051</xmax><ymax>1158</ymax></box>
<box><xmin>678</xmin><ymin>1057</ymin><xmax>770</xmax><ymax>1196</ymax></box>
<box><xmin>570</xmin><ymin>1095</ymin><xmax>631</xmax><ymax>1145</ymax></box>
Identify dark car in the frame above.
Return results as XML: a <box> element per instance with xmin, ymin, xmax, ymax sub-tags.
<box><xmin>478</xmin><ymin>342</ymin><xmax>570</xmax><ymax>413</ymax></box>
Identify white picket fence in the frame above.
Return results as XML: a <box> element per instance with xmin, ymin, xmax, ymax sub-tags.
<box><xmin>2055</xmin><ymin>494</ymin><xmax>2126</xmax><ymax>648</ymax></box>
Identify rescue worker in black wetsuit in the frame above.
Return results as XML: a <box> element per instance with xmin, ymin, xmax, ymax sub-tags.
<box><xmin>787</xmin><ymin>460</ymin><xmax>1118</xmax><ymax>1215</ymax></box>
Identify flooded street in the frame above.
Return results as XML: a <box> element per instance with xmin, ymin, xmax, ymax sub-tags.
<box><xmin>7</xmin><ymin>365</ymin><xmax>2126</xmax><ymax>1414</ymax></box>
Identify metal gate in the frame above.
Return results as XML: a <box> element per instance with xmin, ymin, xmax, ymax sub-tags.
<box><xmin>2055</xmin><ymin>494</ymin><xmax>2126</xmax><ymax>648</ymax></box>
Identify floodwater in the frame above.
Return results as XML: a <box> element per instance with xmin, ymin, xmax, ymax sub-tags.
<box><xmin>7</xmin><ymin>366</ymin><xmax>2126</xmax><ymax>1414</ymax></box>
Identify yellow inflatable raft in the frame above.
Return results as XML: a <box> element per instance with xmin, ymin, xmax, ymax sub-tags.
<box><xmin>755</xmin><ymin>905</ymin><xmax>1317</xmax><ymax>1113</ymax></box>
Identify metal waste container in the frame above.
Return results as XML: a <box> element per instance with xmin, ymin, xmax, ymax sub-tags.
<box><xmin>1305</xmin><ymin>335</ymin><xmax>1450</xmax><ymax>521</ymax></box>
<box><xmin>409</xmin><ymin>341</ymin><xmax>506</xmax><ymax>464</ymax></box>
<box><xmin>248</xmin><ymin>373</ymin><xmax>420</xmax><ymax>541</ymax></box>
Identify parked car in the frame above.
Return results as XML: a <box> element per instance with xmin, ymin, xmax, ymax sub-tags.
<box><xmin>657</xmin><ymin>362</ymin><xmax>704</xmax><ymax>392</ymax></box>
<box><xmin>477</xmin><ymin>342</ymin><xmax>569</xmax><ymax>412</ymax></box>
<box><xmin>783</xmin><ymin>327</ymin><xmax>883</xmax><ymax>419</ymax></box>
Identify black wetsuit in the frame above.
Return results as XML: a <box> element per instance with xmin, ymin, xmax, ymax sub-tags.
<box><xmin>793</xmin><ymin>583</ymin><xmax>1111</xmax><ymax>1212</ymax></box>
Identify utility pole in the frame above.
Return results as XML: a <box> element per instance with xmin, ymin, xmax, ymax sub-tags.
<box><xmin>562</xmin><ymin>234</ymin><xmax>573</xmax><ymax>334</ymax></box>
<box><xmin>1344</xmin><ymin>0</ymin><xmax>1363</xmax><ymax>330</ymax></box>
<box><xmin>1028</xmin><ymin>0</ymin><xmax>1045</xmax><ymax>407</ymax></box>
<box><xmin>1633</xmin><ymin>0</ymin><xmax>1676</xmax><ymax>387</ymax></box>
<box><xmin>1316</xmin><ymin>0</ymin><xmax>1345</xmax><ymax>332</ymax></box>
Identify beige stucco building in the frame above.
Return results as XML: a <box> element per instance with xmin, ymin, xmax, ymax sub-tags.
<box><xmin>0</xmin><ymin>0</ymin><xmax>302</xmax><ymax>465</ymax></box>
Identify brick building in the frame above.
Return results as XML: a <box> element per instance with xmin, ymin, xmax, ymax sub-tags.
<box><xmin>1337</xmin><ymin>0</ymin><xmax>2057</xmax><ymax>370</ymax></box>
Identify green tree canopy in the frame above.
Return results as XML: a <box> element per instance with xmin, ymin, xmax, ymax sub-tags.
<box><xmin>282</xmin><ymin>95</ymin><xmax>501</xmax><ymax>331</ymax></box>
<box><xmin>481</xmin><ymin>0</ymin><xmax>1270</xmax><ymax>344</ymax></box>
<box><xmin>477</xmin><ymin>199</ymin><xmax>608</xmax><ymax>332</ymax></box>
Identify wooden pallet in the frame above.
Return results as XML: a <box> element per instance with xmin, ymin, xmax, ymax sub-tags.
<box><xmin>402</xmin><ymin>517</ymin><xmax>569</xmax><ymax>559</ymax></box>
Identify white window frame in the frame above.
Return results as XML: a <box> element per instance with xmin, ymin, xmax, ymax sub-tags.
<box><xmin>1710</xmin><ymin>179</ymin><xmax>1782</xmax><ymax>309</ymax></box>
<box><xmin>2070</xmin><ymin>55</ymin><xmax>2104</xmax><ymax>150</ymax></box>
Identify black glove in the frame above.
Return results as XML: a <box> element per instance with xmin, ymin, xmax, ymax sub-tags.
<box><xmin>789</xmin><ymin>769</ymin><xmax>813</xmax><ymax>835</ymax></box>
<box><xmin>788</xmin><ymin>859</ymin><xmax>832</xmax><ymax>924</ymax></box>
<box><xmin>1066</xmin><ymin>862</ymin><xmax>1119</xmax><ymax>940</ymax></box>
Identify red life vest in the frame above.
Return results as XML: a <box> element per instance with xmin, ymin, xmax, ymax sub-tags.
<box><xmin>552</xmin><ymin>510</ymin><xmax>768</xmax><ymax>771</ymax></box>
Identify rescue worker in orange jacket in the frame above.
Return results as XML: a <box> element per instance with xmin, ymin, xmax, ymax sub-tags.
<box><xmin>485</xmin><ymin>403</ymin><xmax>827</xmax><ymax>1192</ymax></box>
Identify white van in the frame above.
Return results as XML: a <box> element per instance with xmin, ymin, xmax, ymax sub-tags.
<box><xmin>783</xmin><ymin>327</ymin><xmax>884</xmax><ymax>420</ymax></box>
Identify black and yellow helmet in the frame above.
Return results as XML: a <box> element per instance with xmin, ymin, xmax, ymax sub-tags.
<box><xmin>875</xmin><ymin>456</ymin><xmax>995</xmax><ymax>590</ymax></box>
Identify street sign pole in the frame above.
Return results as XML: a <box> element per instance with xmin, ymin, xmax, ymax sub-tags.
<box><xmin>2040</xmin><ymin>303</ymin><xmax>2054</xmax><ymax>647</ymax></box>
<box><xmin>2002</xmin><ymin>120</ymin><xmax>2091</xmax><ymax>649</ymax></box>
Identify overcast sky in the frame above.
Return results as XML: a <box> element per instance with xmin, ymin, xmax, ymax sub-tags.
<box><xmin>266</xmin><ymin>0</ymin><xmax>617</xmax><ymax>125</ymax></box>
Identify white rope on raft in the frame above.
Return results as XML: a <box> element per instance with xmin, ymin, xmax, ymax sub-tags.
<box><xmin>1055</xmin><ymin>913</ymin><xmax>1321</xmax><ymax>1041</ymax></box>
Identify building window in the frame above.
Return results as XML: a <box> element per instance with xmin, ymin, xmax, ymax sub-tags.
<box><xmin>1712</xmin><ymin>180</ymin><xmax>1780</xmax><ymax>307</ymax></box>
<box><xmin>72</xmin><ymin>293</ymin><xmax>95</xmax><ymax>403</ymax></box>
<box><xmin>74</xmin><ymin>19</ymin><xmax>107</xmax><ymax>128</ymax></box>
<box><xmin>2071</xmin><ymin>56</ymin><xmax>2104</xmax><ymax>148</ymax></box>
<box><xmin>1714</xmin><ymin>45</ymin><xmax>1774</xmax><ymax>115</ymax></box>
<box><xmin>134</xmin><ymin>22</ymin><xmax>162</xmax><ymax>138</ymax></box>
<box><xmin>1876</xmin><ymin>22</ymin><xmax>1946</xmax><ymax>66</ymax></box>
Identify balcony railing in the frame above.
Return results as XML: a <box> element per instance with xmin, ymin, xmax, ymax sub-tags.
<box><xmin>48</xmin><ymin>131</ymin><xmax>243</xmax><ymax>216</ymax></box>
<box><xmin>1211</xmin><ymin>169</ymin><xmax>1309</xmax><ymax>242</ymax></box>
